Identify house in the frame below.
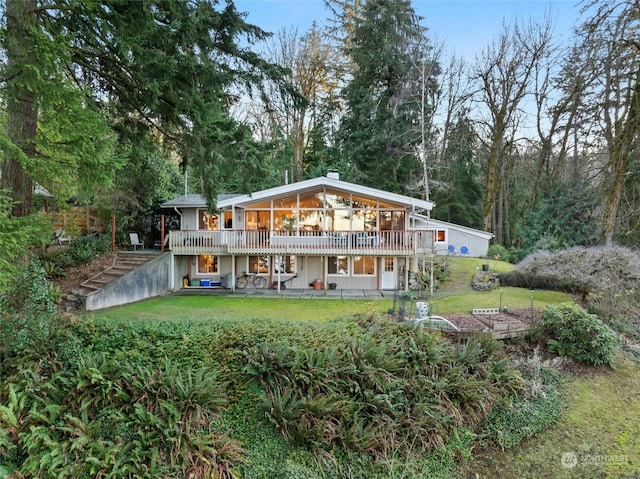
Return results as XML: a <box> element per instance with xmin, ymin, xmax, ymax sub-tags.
<box><xmin>160</xmin><ymin>171</ymin><xmax>493</xmax><ymax>292</ymax></box>
<box><xmin>413</xmin><ymin>215</ymin><xmax>494</xmax><ymax>257</ymax></box>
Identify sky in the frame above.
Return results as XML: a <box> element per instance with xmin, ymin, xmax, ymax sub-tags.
<box><xmin>234</xmin><ymin>0</ymin><xmax>584</xmax><ymax>59</ymax></box>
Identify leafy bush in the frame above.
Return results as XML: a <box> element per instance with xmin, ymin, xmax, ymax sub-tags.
<box><xmin>245</xmin><ymin>322</ymin><xmax>524</xmax><ymax>461</ymax></box>
<box><xmin>481</xmin><ymin>348</ymin><xmax>565</xmax><ymax>449</ymax></box>
<box><xmin>0</xmin><ymin>259</ymin><xmax>59</xmax><ymax>358</ymax></box>
<box><xmin>39</xmin><ymin>233</ymin><xmax>112</xmax><ymax>278</ymax></box>
<box><xmin>500</xmin><ymin>271</ymin><xmax>590</xmax><ymax>295</ymax></box>
<box><xmin>487</xmin><ymin>244</ymin><xmax>516</xmax><ymax>263</ymax></box>
<box><xmin>514</xmin><ymin>246</ymin><xmax>640</xmax><ymax>338</ymax></box>
<box><xmin>534</xmin><ymin>303</ymin><xmax>619</xmax><ymax>366</ymax></box>
<box><xmin>411</xmin><ymin>255</ymin><xmax>451</xmax><ymax>291</ymax></box>
<box><xmin>0</xmin><ymin>354</ymin><xmax>246</xmax><ymax>478</ymax></box>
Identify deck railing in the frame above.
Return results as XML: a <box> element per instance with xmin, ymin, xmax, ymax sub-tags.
<box><xmin>167</xmin><ymin>230</ymin><xmax>433</xmax><ymax>256</ymax></box>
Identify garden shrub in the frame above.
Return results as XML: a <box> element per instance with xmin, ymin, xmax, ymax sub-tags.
<box><xmin>500</xmin><ymin>271</ymin><xmax>590</xmax><ymax>295</ymax></box>
<box><xmin>481</xmin><ymin>351</ymin><xmax>565</xmax><ymax>450</ymax></box>
<box><xmin>514</xmin><ymin>246</ymin><xmax>640</xmax><ymax>338</ymax></box>
<box><xmin>39</xmin><ymin>233</ymin><xmax>112</xmax><ymax>278</ymax></box>
<box><xmin>534</xmin><ymin>302</ymin><xmax>619</xmax><ymax>366</ymax></box>
<box><xmin>487</xmin><ymin>244</ymin><xmax>516</xmax><ymax>263</ymax></box>
<box><xmin>0</xmin><ymin>259</ymin><xmax>59</xmax><ymax>359</ymax></box>
<box><xmin>245</xmin><ymin>321</ymin><xmax>524</xmax><ymax>462</ymax></box>
<box><xmin>0</xmin><ymin>353</ymin><xmax>246</xmax><ymax>478</ymax></box>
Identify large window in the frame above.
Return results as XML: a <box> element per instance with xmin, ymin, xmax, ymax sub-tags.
<box><xmin>274</xmin><ymin>210</ymin><xmax>297</xmax><ymax>231</ymax></box>
<box><xmin>328</xmin><ymin>256</ymin><xmax>349</xmax><ymax>275</ymax></box>
<box><xmin>353</xmin><ymin>256</ymin><xmax>375</xmax><ymax>275</ymax></box>
<box><xmin>198</xmin><ymin>255</ymin><xmax>218</xmax><ymax>274</ymax></box>
<box><xmin>248</xmin><ymin>256</ymin><xmax>269</xmax><ymax>274</ymax></box>
<box><xmin>274</xmin><ymin>255</ymin><xmax>296</xmax><ymax>274</ymax></box>
<box><xmin>198</xmin><ymin>210</ymin><xmax>218</xmax><ymax>230</ymax></box>
<box><xmin>246</xmin><ymin>211</ymin><xmax>270</xmax><ymax>230</ymax></box>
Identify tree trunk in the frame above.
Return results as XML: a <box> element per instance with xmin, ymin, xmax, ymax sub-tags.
<box><xmin>602</xmin><ymin>72</ymin><xmax>640</xmax><ymax>245</ymax></box>
<box><xmin>1</xmin><ymin>0</ymin><xmax>38</xmax><ymax>217</ymax></box>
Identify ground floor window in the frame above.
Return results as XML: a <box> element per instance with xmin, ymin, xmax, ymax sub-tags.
<box><xmin>328</xmin><ymin>256</ymin><xmax>349</xmax><ymax>275</ymax></box>
<box><xmin>248</xmin><ymin>255</ymin><xmax>269</xmax><ymax>274</ymax></box>
<box><xmin>353</xmin><ymin>255</ymin><xmax>375</xmax><ymax>275</ymax></box>
<box><xmin>435</xmin><ymin>229</ymin><xmax>446</xmax><ymax>243</ymax></box>
<box><xmin>198</xmin><ymin>255</ymin><xmax>218</xmax><ymax>274</ymax></box>
<box><xmin>275</xmin><ymin>255</ymin><xmax>296</xmax><ymax>274</ymax></box>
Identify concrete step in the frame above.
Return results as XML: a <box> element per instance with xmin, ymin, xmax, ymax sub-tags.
<box><xmin>79</xmin><ymin>252</ymin><xmax>161</xmax><ymax>296</ymax></box>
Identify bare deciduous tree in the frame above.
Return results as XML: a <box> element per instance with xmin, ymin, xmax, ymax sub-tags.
<box><xmin>578</xmin><ymin>0</ymin><xmax>640</xmax><ymax>244</ymax></box>
<box><xmin>470</xmin><ymin>16</ymin><xmax>553</xmax><ymax>242</ymax></box>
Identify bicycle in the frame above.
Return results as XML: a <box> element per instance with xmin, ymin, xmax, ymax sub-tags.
<box><xmin>235</xmin><ymin>272</ymin><xmax>267</xmax><ymax>289</ymax></box>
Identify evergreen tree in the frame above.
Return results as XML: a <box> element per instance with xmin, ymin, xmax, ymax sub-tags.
<box><xmin>335</xmin><ymin>0</ymin><xmax>427</xmax><ymax>193</ymax></box>
<box><xmin>1</xmin><ymin>0</ymin><xmax>284</xmax><ymax>217</ymax></box>
<box><xmin>433</xmin><ymin>114</ymin><xmax>483</xmax><ymax>228</ymax></box>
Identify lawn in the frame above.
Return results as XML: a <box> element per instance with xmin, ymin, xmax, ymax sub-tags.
<box><xmin>88</xmin><ymin>295</ymin><xmax>388</xmax><ymax>322</ymax></box>
<box><xmin>81</xmin><ymin>257</ymin><xmax>640</xmax><ymax>478</ymax></box>
<box><xmin>466</xmin><ymin>355</ymin><xmax>640</xmax><ymax>479</ymax></box>
<box><xmin>88</xmin><ymin>258</ymin><xmax>571</xmax><ymax>321</ymax></box>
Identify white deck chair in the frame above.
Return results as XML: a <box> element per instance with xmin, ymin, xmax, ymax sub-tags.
<box><xmin>130</xmin><ymin>233</ymin><xmax>144</xmax><ymax>251</ymax></box>
<box><xmin>54</xmin><ymin>229</ymin><xmax>71</xmax><ymax>245</ymax></box>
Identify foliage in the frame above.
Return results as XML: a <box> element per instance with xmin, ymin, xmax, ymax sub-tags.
<box><xmin>39</xmin><ymin>234</ymin><xmax>112</xmax><ymax>279</ymax></box>
<box><xmin>0</xmin><ymin>193</ymin><xmax>51</xmax><ymax>291</ymax></box>
<box><xmin>411</xmin><ymin>255</ymin><xmax>451</xmax><ymax>291</ymax></box>
<box><xmin>0</xmin><ymin>259</ymin><xmax>58</xmax><ymax>358</ymax></box>
<box><xmin>514</xmin><ymin>246</ymin><xmax>640</xmax><ymax>337</ymax></box>
<box><xmin>487</xmin><ymin>244</ymin><xmax>517</xmax><ymax>263</ymax></box>
<box><xmin>481</xmin><ymin>348</ymin><xmax>565</xmax><ymax>450</ymax></box>
<box><xmin>0</xmin><ymin>354</ymin><xmax>244</xmax><ymax>478</ymax></box>
<box><xmin>335</xmin><ymin>0</ymin><xmax>432</xmax><ymax>193</ymax></box>
<box><xmin>433</xmin><ymin>113</ymin><xmax>483</xmax><ymax>229</ymax></box>
<box><xmin>516</xmin><ymin>178</ymin><xmax>599</xmax><ymax>254</ymax></box>
<box><xmin>245</xmin><ymin>322</ymin><xmax>524</xmax><ymax>461</ymax></box>
<box><xmin>500</xmin><ymin>271</ymin><xmax>590</xmax><ymax>295</ymax></box>
<box><xmin>533</xmin><ymin>303</ymin><xmax>619</xmax><ymax>366</ymax></box>
<box><xmin>1</xmin><ymin>0</ymin><xmax>286</xmax><ymax>221</ymax></box>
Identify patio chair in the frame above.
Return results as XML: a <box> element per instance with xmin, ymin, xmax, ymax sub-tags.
<box><xmin>130</xmin><ymin>233</ymin><xmax>144</xmax><ymax>251</ymax></box>
<box><xmin>54</xmin><ymin>229</ymin><xmax>71</xmax><ymax>245</ymax></box>
<box><xmin>447</xmin><ymin>244</ymin><xmax>456</xmax><ymax>255</ymax></box>
<box><xmin>154</xmin><ymin>235</ymin><xmax>170</xmax><ymax>250</ymax></box>
<box><xmin>460</xmin><ymin>245</ymin><xmax>469</xmax><ymax>256</ymax></box>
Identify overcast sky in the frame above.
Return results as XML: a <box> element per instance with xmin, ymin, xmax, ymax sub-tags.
<box><xmin>234</xmin><ymin>0</ymin><xmax>583</xmax><ymax>58</ymax></box>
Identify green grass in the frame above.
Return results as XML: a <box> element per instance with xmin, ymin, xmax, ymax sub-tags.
<box><xmin>466</xmin><ymin>354</ymin><xmax>640</xmax><ymax>479</ymax></box>
<box><xmin>88</xmin><ymin>296</ymin><xmax>387</xmax><ymax>322</ymax></box>
<box><xmin>79</xmin><ymin>257</ymin><xmax>637</xmax><ymax>478</ymax></box>
<box><xmin>88</xmin><ymin>258</ymin><xmax>572</xmax><ymax>321</ymax></box>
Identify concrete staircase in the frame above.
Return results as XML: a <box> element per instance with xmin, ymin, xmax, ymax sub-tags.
<box><xmin>59</xmin><ymin>252</ymin><xmax>158</xmax><ymax>310</ymax></box>
<box><xmin>80</xmin><ymin>252</ymin><xmax>159</xmax><ymax>294</ymax></box>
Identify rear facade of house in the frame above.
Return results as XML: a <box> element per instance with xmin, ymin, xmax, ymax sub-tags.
<box><xmin>161</xmin><ymin>172</ymin><xmax>492</xmax><ymax>292</ymax></box>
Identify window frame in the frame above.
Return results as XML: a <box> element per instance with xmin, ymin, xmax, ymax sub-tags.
<box><xmin>352</xmin><ymin>255</ymin><xmax>376</xmax><ymax>276</ymax></box>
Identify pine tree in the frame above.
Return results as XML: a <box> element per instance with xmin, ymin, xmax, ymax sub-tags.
<box><xmin>335</xmin><ymin>0</ymin><xmax>427</xmax><ymax>194</ymax></box>
<box><xmin>0</xmin><ymin>0</ymin><xmax>283</xmax><ymax>216</ymax></box>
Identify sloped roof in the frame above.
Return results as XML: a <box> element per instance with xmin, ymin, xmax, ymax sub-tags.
<box><xmin>161</xmin><ymin>177</ymin><xmax>434</xmax><ymax>212</ymax></box>
<box><xmin>160</xmin><ymin>193</ymin><xmax>240</xmax><ymax>209</ymax></box>
<box><xmin>215</xmin><ymin>176</ymin><xmax>434</xmax><ymax>211</ymax></box>
<box><xmin>413</xmin><ymin>214</ymin><xmax>494</xmax><ymax>240</ymax></box>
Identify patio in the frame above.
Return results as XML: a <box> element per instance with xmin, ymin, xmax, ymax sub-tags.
<box><xmin>174</xmin><ymin>287</ymin><xmax>391</xmax><ymax>300</ymax></box>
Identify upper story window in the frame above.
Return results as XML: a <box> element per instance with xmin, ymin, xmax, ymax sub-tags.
<box><xmin>246</xmin><ymin>211</ymin><xmax>270</xmax><ymax>230</ymax></box>
<box><xmin>242</xmin><ymin>188</ymin><xmax>406</xmax><ymax>233</ymax></box>
<box><xmin>198</xmin><ymin>210</ymin><xmax>218</xmax><ymax>230</ymax></box>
